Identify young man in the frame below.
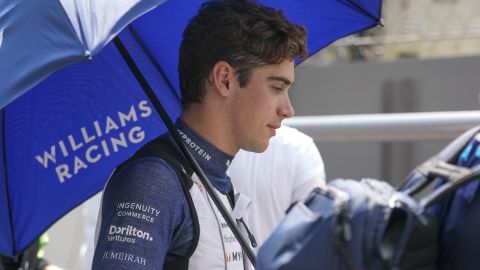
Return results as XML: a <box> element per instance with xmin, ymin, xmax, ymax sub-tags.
<box><xmin>92</xmin><ymin>1</ymin><xmax>307</xmax><ymax>269</ymax></box>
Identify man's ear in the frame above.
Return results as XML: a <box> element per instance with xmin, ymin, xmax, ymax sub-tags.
<box><xmin>211</xmin><ymin>61</ymin><xmax>235</xmax><ymax>97</ymax></box>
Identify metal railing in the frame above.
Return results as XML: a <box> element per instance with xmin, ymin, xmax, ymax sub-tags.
<box><xmin>284</xmin><ymin>111</ymin><xmax>480</xmax><ymax>142</ymax></box>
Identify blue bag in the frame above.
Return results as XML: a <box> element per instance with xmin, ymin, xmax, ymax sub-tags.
<box><xmin>257</xmin><ymin>126</ymin><xmax>480</xmax><ymax>270</ymax></box>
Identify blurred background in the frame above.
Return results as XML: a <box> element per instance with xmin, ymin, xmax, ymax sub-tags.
<box><xmin>44</xmin><ymin>0</ymin><xmax>480</xmax><ymax>268</ymax></box>
<box><xmin>291</xmin><ymin>0</ymin><xmax>480</xmax><ymax>184</ymax></box>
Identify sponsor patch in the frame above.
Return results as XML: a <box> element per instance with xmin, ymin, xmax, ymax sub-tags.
<box><xmin>225</xmin><ymin>251</ymin><xmax>243</xmax><ymax>262</ymax></box>
<box><xmin>102</xmin><ymin>251</ymin><xmax>147</xmax><ymax>266</ymax></box>
<box><xmin>115</xmin><ymin>202</ymin><xmax>159</xmax><ymax>223</ymax></box>
<box><xmin>223</xmin><ymin>235</ymin><xmax>237</xmax><ymax>244</ymax></box>
<box><xmin>108</xmin><ymin>225</ymin><xmax>153</xmax><ymax>244</ymax></box>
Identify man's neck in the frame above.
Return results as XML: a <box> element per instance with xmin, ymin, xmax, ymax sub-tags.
<box><xmin>180</xmin><ymin>109</ymin><xmax>238</xmax><ymax>156</ymax></box>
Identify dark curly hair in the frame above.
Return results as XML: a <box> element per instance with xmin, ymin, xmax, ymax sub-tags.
<box><xmin>179</xmin><ymin>0</ymin><xmax>307</xmax><ymax>107</ymax></box>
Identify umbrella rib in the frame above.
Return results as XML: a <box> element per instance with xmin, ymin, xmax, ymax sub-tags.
<box><xmin>128</xmin><ymin>25</ymin><xmax>182</xmax><ymax>102</ymax></box>
<box><xmin>343</xmin><ymin>0</ymin><xmax>381</xmax><ymax>23</ymax></box>
<box><xmin>2</xmin><ymin>110</ymin><xmax>16</xmax><ymax>254</ymax></box>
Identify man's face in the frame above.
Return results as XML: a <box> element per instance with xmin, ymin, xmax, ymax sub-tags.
<box><xmin>229</xmin><ymin>59</ymin><xmax>295</xmax><ymax>153</ymax></box>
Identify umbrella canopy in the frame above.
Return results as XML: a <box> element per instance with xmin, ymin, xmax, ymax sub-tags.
<box><xmin>0</xmin><ymin>0</ymin><xmax>168</xmax><ymax>109</ymax></box>
<box><xmin>0</xmin><ymin>0</ymin><xmax>382</xmax><ymax>256</ymax></box>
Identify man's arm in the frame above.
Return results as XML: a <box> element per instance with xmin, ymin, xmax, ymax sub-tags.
<box><xmin>92</xmin><ymin>157</ymin><xmax>193</xmax><ymax>269</ymax></box>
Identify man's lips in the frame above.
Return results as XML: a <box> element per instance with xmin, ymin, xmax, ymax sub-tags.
<box><xmin>267</xmin><ymin>124</ymin><xmax>280</xmax><ymax>136</ymax></box>
<box><xmin>267</xmin><ymin>124</ymin><xmax>281</xmax><ymax>130</ymax></box>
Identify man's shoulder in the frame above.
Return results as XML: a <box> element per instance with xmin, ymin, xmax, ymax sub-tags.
<box><xmin>105</xmin><ymin>156</ymin><xmax>185</xmax><ymax>195</ymax></box>
<box><xmin>117</xmin><ymin>156</ymin><xmax>178</xmax><ymax>178</ymax></box>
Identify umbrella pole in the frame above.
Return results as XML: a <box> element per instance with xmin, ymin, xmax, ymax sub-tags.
<box><xmin>113</xmin><ymin>37</ymin><xmax>256</xmax><ymax>266</ymax></box>
<box><xmin>2</xmin><ymin>110</ymin><xmax>17</xmax><ymax>255</ymax></box>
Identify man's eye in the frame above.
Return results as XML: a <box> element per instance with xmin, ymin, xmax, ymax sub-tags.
<box><xmin>272</xmin><ymin>86</ymin><xmax>283</xmax><ymax>93</ymax></box>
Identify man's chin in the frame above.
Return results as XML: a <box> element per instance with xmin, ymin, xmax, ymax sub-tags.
<box><xmin>241</xmin><ymin>140</ymin><xmax>269</xmax><ymax>153</ymax></box>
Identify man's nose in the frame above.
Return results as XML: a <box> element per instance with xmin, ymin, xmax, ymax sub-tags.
<box><xmin>278</xmin><ymin>96</ymin><xmax>294</xmax><ymax>118</ymax></box>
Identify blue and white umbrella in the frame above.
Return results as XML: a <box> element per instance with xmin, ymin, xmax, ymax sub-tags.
<box><xmin>0</xmin><ymin>0</ymin><xmax>382</xmax><ymax>256</ymax></box>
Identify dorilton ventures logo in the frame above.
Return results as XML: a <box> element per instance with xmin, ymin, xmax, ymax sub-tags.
<box><xmin>109</xmin><ymin>225</ymin><xmax>153</xmax><ymax>243</ymax></box>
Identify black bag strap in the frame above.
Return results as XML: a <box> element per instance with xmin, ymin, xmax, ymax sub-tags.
<box><xmin>420</xmin><ymin>164</ymin><xmax>480</xmax><ymax>208</ymax></box>
<box><xmin>113</xmin><ymin>137</ymin><xmax>200</xmax><ymax>269</ymax></box>
<box><xmin>400</xmin><ymin>125</ymin><xmax>480</xmax><ymax>208</ymax></box>
<box><xmin>116</xmin><ymin>136</ymin><xmax>193</xmax><ymax>182</ymax></box>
